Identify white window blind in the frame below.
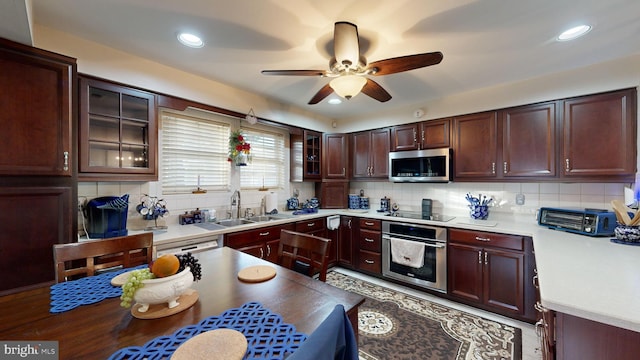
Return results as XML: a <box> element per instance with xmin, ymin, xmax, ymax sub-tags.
<box><xmin>240</xmin><ymin>128</ymin><xmax>285</xmax><ymax>190</ymax></box>
<box><xmin>161</xmin><ymin>112</ymin><xmax>230</xmax><ymax>194</ymax></box>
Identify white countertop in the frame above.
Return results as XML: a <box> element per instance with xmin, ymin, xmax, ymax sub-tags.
<box><xmin>135</xmin><ymin>208</ymin><xmax>640</xmax><ymax>333</ymax></box>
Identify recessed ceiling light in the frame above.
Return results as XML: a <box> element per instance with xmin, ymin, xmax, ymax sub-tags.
<box><xmin>557</xmin><ymin>25</ymin><xmax>592</xmax><ymax>41</ymax></box>
<box><xmin>328</xmin><ymin>98</ymin><xmax>342</xmax><ymax>105</ymax></box>
<box><xmin>177</xmin><ymin>33</ymin><xmax>204</xmax><ymax>48</ymax></box>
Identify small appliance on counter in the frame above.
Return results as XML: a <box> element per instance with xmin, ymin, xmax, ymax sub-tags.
<box><xmin>84</xmin><ymin>194</ymin><xmax>129</xmax><ymax>238</ymax></box>
<box><xmin>379</xmin><ymin>196</ymin><xmax>391</xmax><ymax>213</ymax></box>
<box><xmin>538</xmin><ymin>207</ymin><xmax>617</xmax><ymax>236</ymax></box>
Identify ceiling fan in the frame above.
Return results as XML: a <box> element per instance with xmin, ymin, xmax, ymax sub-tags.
<box><xmin>261</xmin><ymin>21</ymin><xmax>443</xmax><ymax>105</ymax></box>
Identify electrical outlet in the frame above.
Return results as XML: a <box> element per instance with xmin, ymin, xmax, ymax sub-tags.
<box><xmin>515</xmin><ymin>193</ymin><xmax>525</xmax><ymax>205</ymax></box>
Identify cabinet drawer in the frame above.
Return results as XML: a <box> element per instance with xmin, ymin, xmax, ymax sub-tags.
<box><xmin>225</xmin><ymin>224</ymin><xmax>291</xmax><ymax>248</ymax></box>
<box><xmin>358</xmin><ymin>229</ymin><xmax>381</xmax><ymax>252</ymax></box>
<box><xmin>295</xmin><ymin>218</ymin><xmax>325</xmax><ymax>233</ymax></box>
<box><xmin>358</xmin><ymin>250</ymin><xmax>381</xmax><ymax>273</ymax></box>
<box><xmin>449</xmin><ymin>229</ymin><xmax>524</xmax><ymax>251</ymax></box>
<box><xmin>359</xmin><ymin>218</ymin><xmax>381</xmax><ymax>230</ymax></box>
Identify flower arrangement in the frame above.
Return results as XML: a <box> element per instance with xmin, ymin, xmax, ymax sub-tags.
<box><xmin>228</xmin><ymin>129</ymin><xmax>251</xmax><ymax>165</ymax></box>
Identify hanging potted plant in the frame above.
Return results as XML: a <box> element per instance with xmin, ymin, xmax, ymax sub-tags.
<box><xmin>228</xmin><ymin>129</ymin><xmax>251</xmax><ymax>166</ymax></box>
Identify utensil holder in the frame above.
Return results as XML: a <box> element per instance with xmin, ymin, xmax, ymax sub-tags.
<box><xmin>470</xmin><ymin>205</ymin><xmax>489</xmax><ymax>220</ymax></box>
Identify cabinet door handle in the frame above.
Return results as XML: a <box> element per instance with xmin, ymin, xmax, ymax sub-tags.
<box><xmin>365</xmin><ymin>259</ymin><xmax>375</xmax><ymax>264</ymax></box>
<box><xmin>475</xmin><ymin>236</ymin><xmax>491</xmax><ymax>242</ymax></box>
<box><xmin>421</xmin><ymin>130</ymin><xmax>425</xmax><ymax>143</ymax></box>
<box><xmin>565</xmin><ymin>158</ymin><xmax>570</xmax><ymax>171</ymax></box>
<box><xmin>307</xmin><ymin>222</ymin><xmax>315</xmax><ymax>227</ymax></box>
<box><xmin>491</xmin><ymin>162</ymin><xmax>496</xmax><ymax>174</ymax></box>
<box><xmin>364</xmin><ymin>238</ymin><xmax>374</xmax><ymax>242</ymax></box>
<box><xmin>259</xmin><ymin>248</ymin><xmax>264</xmax><ymax>259</ymax></box>
<box><xmin>347</xmin><ymin>219</ymin><xmax>352</xmax><ymax>228</ymax></box>
<box><xmin>259</xmin><ymin>231</ymin><xmax>270</xmax><ymax>236</ymax></box>
<box><xmin>484</xmin><ymin>251</ymin><xmax>488</xmax><ymax>265</ymax></box>
<box><xmin>342</xmin><ymin>167</ymin><xmax>346</xmax><ymax>176</ymax></box>
<box><xmin>533</xmin><ymin>274</ymin><xmax>539</xmax><ymax>289</ymax></box>
<box><xmin>478</xmin><ymin>250</ymin><xmax>482</xmax><ymax>264</ymax></box>
<box><xmin>503</xmin><ymin>161</ymin><xmax>508</xmax><ymax>173</ymax></box>
<box><xmin>63</xmin><ymin>151</ymin><xmax>69</xmax><ymax>171</ymax></box>
<box><xmin>266</xmin><ymin>245</ymin><xmax>271</xmax><ymax>257</ymax></box>
<box><xmin>413</xmin><ymin>130</ymin><xmax>417</xmax><ymax>143</ymax></box>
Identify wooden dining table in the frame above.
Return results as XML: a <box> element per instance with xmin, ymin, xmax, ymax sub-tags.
<box><xmin>0</xmin><ymin>247</ymin><xmax>365</xmax><ymax>359</ymax></box>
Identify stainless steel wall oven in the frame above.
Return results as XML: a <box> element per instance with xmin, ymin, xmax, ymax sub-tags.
<box><xmin>382</xmin><ymin>221</ymin><xmax>447</xmax><ymax>292</ymax></box>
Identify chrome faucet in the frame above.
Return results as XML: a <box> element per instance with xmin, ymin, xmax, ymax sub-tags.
<box><xmin>230</xmin><ymin>190</ymin><xmax>241</xmax><ymax>219</ymax></box>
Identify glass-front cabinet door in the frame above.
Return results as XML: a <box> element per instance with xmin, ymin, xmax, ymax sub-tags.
<box><xmin>79</xmin><ymin>76</ymin><xmax>157</xmax><ymax>181</ymax></box>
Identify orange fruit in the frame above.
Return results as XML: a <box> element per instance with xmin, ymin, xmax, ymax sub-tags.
<box><xmin>151</xmin><ymin>254</ymin><xmax>180</xmax><ymax>278</ymax></box>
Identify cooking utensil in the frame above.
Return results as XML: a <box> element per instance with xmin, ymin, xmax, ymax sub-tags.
<box><xmin>611</xmin><ymin>200</ymin><xmax>633</xmax><ymax>225</ymax></box>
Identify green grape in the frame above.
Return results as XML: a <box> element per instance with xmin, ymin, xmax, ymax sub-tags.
<box><xmin>119</xmin><ymin>268</ymin><xmax>155</xmax><ymax>308</ymax></box>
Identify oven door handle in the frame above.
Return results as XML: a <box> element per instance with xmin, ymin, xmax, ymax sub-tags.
<box><xmin>383</xmin><ymin>235</ymin><xmax>445</xmax><ymax>249</ymax></box>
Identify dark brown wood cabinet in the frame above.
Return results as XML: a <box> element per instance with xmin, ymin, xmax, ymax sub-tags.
<box><xmin>501</xmin><ymin>102</ymin><xmax>557</xmax><ymax>178</ymax></box>
<box><xmin>295</xmin><ymin>217</ymin><xmax>335</xmax><ymax>265</ymax></box>
<box><xmin>323</xmin><ymin>133</ymin><xmax>348</xmax><ymax>179</ymax></box>
<box><xmin>452</xmin><ymin>111</ymin><xmax>499</xmax><ymax>179</ymax></box>
<box><xmin>0</xmin><ymin>38</ymin><xmax>77</xmax><ymax>295</ymax></box>
<box><xmin>561</xmin><ymin>88</ymin><xmax>636</xmax><ymax>181</ymax></box>
<box><xmin>338</xmin><ymin>216</ymin><xmax>355</xmax><ymax>268</ymax></box>
<box><xmin>420</xmin><ymin>119</ymin><xmax>451</xmax><ymax>149</ymax></box>
<box><xmin>315</xmin><ymin>181</ymin><xmax>349</xmax><ymax>209</ymax></box>
<box><xmin>448</xmin><ymin>228</ymin><xmax>536</xmax><ymax>322</ymax></box>
<box><xmin>224</xmin><ymin>223</ymin><xmax>294</xmax><ymax>263</ymax></box>
<box><xmin>78</xmin><ymin>76</ymin><xmax>157</xmax><ymax>181</ymax></box>
<box><xmin>390</xmin><ymin>124</ymin><xmax>419</xmax><ymax>151</ymax></box>
<box><xmin>356</xmin><ymin>218</ymin><xmax>382</xmax><ymax>274</ymax></box>
<box><xmin>352</xmin><ymin>128</ymin><xmax>390</xmax><ymax>178</ymax></box>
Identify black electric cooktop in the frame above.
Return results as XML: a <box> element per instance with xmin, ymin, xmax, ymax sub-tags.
<box><xmin>386</xmin><ymin>211</ymin><xmax>455</xmax><ymax>222</ymax></box>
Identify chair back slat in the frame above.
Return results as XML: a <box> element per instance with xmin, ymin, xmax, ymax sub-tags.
<box><xmin>53</xmin><ymin>233</ymin><xmax>153</xmax><ymax>283</ymax></box>
<box><xmin>278</xmin><ymin>229</ymin><xmax>331</xmax><ymax>282</ymax></box>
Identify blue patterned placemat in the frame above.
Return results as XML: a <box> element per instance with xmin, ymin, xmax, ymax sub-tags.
<box><xmin>108</xmin><ymin>302</ymin><xmax>307</xmax><ymax>360</ymax></box>
<box><xmin>50</xmin><ymin>264</ymin><xmax>147</xmax><ymax>313</ymax></box>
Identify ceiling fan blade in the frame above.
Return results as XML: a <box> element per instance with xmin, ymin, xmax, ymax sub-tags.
<box><xmin>367</xmin><ymin>52</ymin><xmax>443</xmax><ymax>76</ymax></box>
<box><xmin>308</xmin><ymin>83</ymin><xmax>334</xmax><ymax>104</ymax></box>
<box><xmin>334</xmin><ymin>21</ymin><xmax>360</xmax><ymax>69</ymax></box>
<box><xmin>361</xmin><ymin>78</ymin><xmax>392</xmax><ymax>102</ymax></box>
<box><xmin>261</xmin><ymin>70</ymin><xmax>326</xmax><ymax>76</ymax></box>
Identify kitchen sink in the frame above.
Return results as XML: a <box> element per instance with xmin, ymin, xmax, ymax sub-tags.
<box><xmin>216</xmin><ymin>218</ymin><xmax>255</xmax><ymax>227</ymax></box>
<box><xmin>246</xmin><ymin>214</ymin><xmax>292</xmax><ymax>222</ymax></box>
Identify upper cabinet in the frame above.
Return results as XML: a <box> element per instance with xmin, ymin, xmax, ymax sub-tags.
<box><xmin>561</xmin><ymin>88</ymin><xmax>636</xmax><ymax>181</ymax></box>
<box><xmin>420</xmin><ymin>119</ymin><xmax>451</xmax><ymax>149</ymax></box>
<box><xmin>390</xmin><ymin>119</ymin><xmax>450</xmax><ymax>151</ymax></box>
<box><xmin>323</xmin><ymin>133</ymin><xmax>348</xmax><ymax>179</ymax></box>
<box><xmin>500</xmin><ymin>102</ymin><xmax>557</xmax><ymax>178</ymax></box>
<box><xmin>78</xmin><ymin>76</ymin><xmax>157</xmax><ymax>181</ymax></box>
<box><xmin>352</xmin><ymin>128</ymin><xmax>390</xmax><ymax>179</ymax></box>
<box><xmin>0</xmin><ymin>39</ymin><xmax>74</xmax><ymax>176</ymax></box>
<box><xmin>390</xmin><ymin>124</ymin><xmax>419</xmax><ymax>151</ymax></box>
<box><xmin>453</xmin><ymin>111</ymin><xmax>499</xmax><ymax>179</ymax></box>
<box><xmin>290</xmin><ymin>129</ymin><xmax>322</xmax><ymax>181</ymax></box>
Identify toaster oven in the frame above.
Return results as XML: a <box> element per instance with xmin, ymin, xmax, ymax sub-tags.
<box><xmin>537</xmin><ymin>207</ymin><xmax>617</xmax><ymax>236</ymax></box>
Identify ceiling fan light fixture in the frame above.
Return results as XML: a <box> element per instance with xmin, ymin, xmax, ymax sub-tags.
<box><xmin>177</xmin><ymin>32</ymin><xmax>204</xmax><ymax>48</ymax></box>
<box><xmin>330</xmin><ymin>75</ymin><xmax>367</xmax><ymax>99</ymax></box>
<box><xmin>557</xmin><ymin>25</ymin><xmax>592</xmax><ymax>41</ymax></box>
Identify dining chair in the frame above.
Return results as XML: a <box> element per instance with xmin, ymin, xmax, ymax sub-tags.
<box><xmin>53</xmin><ymin>232</ymin><xmax>153</xmax><ymax>283</ymax></box>
<box><xmin>278</xmin><ymin>229</ymin><xmax>331</xmax><ymax>282</ymax></box>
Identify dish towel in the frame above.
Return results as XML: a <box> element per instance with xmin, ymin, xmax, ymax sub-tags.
<box><xmin>390</xmin><ymin>238</ymin><xmax>425</xmax><ymax>268</ymax></box>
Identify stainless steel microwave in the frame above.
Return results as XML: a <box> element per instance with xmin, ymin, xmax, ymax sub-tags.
<box><xmin>388</xmin><ymin>148</ymin><xmax>452</xmax><ymax>182</ymax></box>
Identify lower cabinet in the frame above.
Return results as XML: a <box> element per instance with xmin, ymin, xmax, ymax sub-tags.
<box><xmin>225</xmin><ymin>223</ymin><xmax>294</xmax><ymax>263</ymax></box>
<box><xmin>448</xmin><ymin>228</ymin><xmax>536</xmax><ymax>322</ymax></box>
<box><xmin>338</xmin><ymin>216</ymin><xmax>355</xmax><ymax>268</ymax></box>
<box><xmin>356</xmin><ymin>218</ymin><xmax>382</xmax><ymax>274</ymax></box>
<box><xmin>295</xmin><ymin>217</ymin><xmax>335</xmax><ymax>265</ymax></box>
<box><xmin>554</xmin><ymin>312</ymin><xmax>640</xmax><ymax>360</ymax></box>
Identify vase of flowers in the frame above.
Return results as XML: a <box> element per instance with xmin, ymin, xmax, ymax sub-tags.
<box><xmin>228</xmin><ymin>129</ymin><xmax>251</xmax><ymax>166</ymax></box>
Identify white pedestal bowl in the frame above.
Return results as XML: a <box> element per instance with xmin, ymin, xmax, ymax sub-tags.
<box><xmin>133</xmin><ymin>267</ymin><xmax>193</xmax><ymax>313</ymax></box>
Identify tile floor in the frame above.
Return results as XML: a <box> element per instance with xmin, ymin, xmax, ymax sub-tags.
<box><xmin>335</xmin><ymin>268</ymin><xmax>542</xmax><ymax>360</ymax></box>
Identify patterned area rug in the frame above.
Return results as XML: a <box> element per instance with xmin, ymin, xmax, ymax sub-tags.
<box><xmin>326</xmin><ymin>271</ymin><xmax>522</xmax><ymax>360</ymax></box>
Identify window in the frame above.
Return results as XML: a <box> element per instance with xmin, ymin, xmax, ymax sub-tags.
<box><xmin>161</xmin><ymin>111</ymin><xmax>230</xmax><ymax>194</ymax></box>
<box><xmin>240</xmin><ymin>128</ymin><xmax>285</xmax><ymax>190</ymax></box>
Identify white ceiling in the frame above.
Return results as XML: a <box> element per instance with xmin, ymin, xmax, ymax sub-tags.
<box><xmin>8</xmin><ymin>0</ymin><xmax>640</xmax><ymax>120</ymax></box>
